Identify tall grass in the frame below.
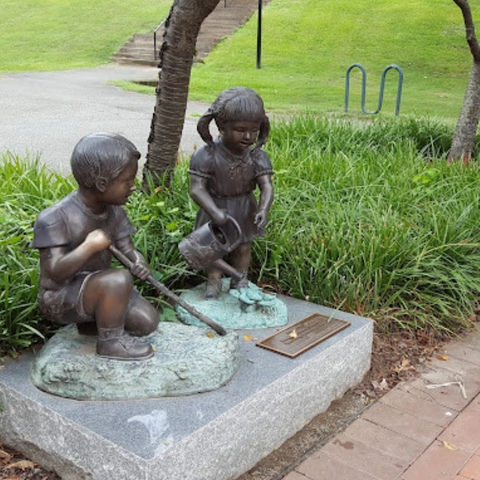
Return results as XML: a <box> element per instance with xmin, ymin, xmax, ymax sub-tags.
<box><xmin>0</xmin><ymin>154</ymin><xmax>195</xmax><ymax>356</ymax></box>
<box><xmin>0</xmin><ymin>155</ymin><xmax>75</xmax><ymax>356</ymax></box>
<box><xmin>256</xmin><ymin>116</ymin><xmax>480</xmax><ymax>332</ymax></box>
<box><xmin>2</xmin><ymin>116</ymin><xmax>480</xmax><ymax>355</ymax></box>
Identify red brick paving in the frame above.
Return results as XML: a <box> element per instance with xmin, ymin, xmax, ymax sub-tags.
<box><xmin>459</xmin><ymin>454</ymin><xmax>480</xmax><ymax>479</ymax></box>
<box><xmin>321</xmin><ymin>433</ymin><xmax>406</xmax><ymax>479</ymax></box>
<box><xmin>439</xmin><ymin>409</ymin><xmax>480</xmax><ymax>453</ymax></box>
<box><xmin>401</xmin><ymin>441</ymin><xmax>470</xmax><ymax>480</ymax></box>
<box><xmin>362</xmin><ymin>401</ymin><xmax>444</xmax><ymax>444</ymax></box>
<box><xmin>296</xmin><ymin>451</ymin><xmax>379</xmax><ymax>480</ymax></box>
<box><xmin>284</xmin><ymin>328</ymin><xmax>480</xmax><ymax>480</ymax></box>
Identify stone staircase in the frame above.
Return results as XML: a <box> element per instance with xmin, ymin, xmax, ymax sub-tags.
<box><xmin>112</xmin><ymin>0</ymin><xmax>269</xmax><ymax>67</ymax></box>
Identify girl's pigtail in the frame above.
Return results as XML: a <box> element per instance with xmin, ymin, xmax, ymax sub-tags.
<box><xmin>255</xmin><ymin>116</ymin><xmax>271</xmax><ymax>150</ymax></box>
<box><xmin>197</xmin><ymin>109</ymin><xmax>216</xmax><ymax>147</ymax></box>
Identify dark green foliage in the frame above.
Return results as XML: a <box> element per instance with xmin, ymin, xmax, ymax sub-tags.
<box><xmin>258</xmin><ymin>116</ymin><xmax>480</xmax><ymax>332</ymax></box>
<box><xmin>0</xmin><ymin>155</ymin><xmax>75</xmax><ymax>356</ymax></box>
<box><xmin>2</xmin><ymin>117</ymin><xmax>480</xmax><ymax>355</ymax></box>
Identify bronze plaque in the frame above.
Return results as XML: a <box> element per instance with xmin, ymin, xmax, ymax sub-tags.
<box><xmin>256</xmin><ymin>313</ymin><xmax>350</xmax><ymax>358</ymax></box>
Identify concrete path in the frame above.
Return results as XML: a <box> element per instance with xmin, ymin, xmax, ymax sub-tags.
<box><xmin>284</xmin><ymin>325</ymin><xmax>480</xmax><ymax>480</ymax></box>
<box><xmin>0</xmin><ymin>64</ymin><xmax>209</xmax><ymax>174</ymax></box>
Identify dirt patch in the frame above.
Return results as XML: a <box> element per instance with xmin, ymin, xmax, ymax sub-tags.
<box><xmin>0</xmin><ymin>329</ymin><xmax>446</xmax><ymax>480</ymax></box>
<box><xmin>0</xmin><ymin>444</ymin><xmax>61</xmax><ymax>480</ymax></box>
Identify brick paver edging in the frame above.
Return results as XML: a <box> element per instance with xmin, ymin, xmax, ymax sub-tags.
<box><xmin>284</xmin><ymin>326</ymin><xmax>480</xmax><ymax>480</ymax></box>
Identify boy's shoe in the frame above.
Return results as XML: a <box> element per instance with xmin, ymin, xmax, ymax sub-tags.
<box><xmin>97</xmin><ymin>326</ymin><xmax>154</xmax><ymax>361</ymax></box>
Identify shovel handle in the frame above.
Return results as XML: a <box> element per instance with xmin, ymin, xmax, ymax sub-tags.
<box><xmin>108</xmin><ymin>244</ymin><xmax>227</xmax><ymax>336</ymax></box>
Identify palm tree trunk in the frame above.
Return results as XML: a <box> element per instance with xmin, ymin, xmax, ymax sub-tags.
<box><xmin>450</xmin><ymin>60</ymin><xmax>480</xmax><ymax>161</ymax></box>
<box><xmin>142</xmin><ymin>0</ymin><xmax>220</xmax><ymax>188</ymax></box>
<box><xmin>450</xmin><ymin>0</ymin><xmax>480</xmax><ymax>161</ymax></box>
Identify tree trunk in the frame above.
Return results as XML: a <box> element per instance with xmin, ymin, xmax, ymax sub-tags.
<box><xmin>142</xmin><ymin>0</ymin><xmax>220</xmax><ymax>188</ymax></box>
<box><xmin>450</xmin><ymin>60</ymin><xmax>480</xmax><ymax>161</ymax></box>
<box><xmin>450</xmin><ymin>0</ymin><xmax>480</xmax><ymax>160</ymax></box>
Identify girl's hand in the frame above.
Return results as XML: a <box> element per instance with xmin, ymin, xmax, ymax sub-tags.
<box><xmin>254</xmin><ymin>209</ymin><xmax>268</xmax><ymax>229</ymax></box>
<box><xmin>211</xmin><ymin>209</ymin><xmax>228</xmax><ymax>226</ymax></box>
<box><xmin>130</xmin><ymin>259</ymin><xmax>151</xmax><ymax>280</ymax></box>
<box><xmin>84</xmin><ymin>229</ymin><xmax>111</xmax><ymax>252</ymax></box>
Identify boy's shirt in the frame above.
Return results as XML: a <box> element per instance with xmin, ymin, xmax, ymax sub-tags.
<box><xmin>32</xmin><ymin>191</ymin><xmax>135</xmax><ymax>290</ymax></box>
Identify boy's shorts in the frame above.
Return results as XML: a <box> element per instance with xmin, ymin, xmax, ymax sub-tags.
<box><xmin>38</xmin><ymin>271</ymin><xmax>139</xmax><ymax>324</ymax></box>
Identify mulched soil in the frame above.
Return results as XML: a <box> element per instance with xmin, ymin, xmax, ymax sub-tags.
<box><xmin>0</xmin><ymin>327</ymin><xmax>450</xmax><ymax>480</ymax></box>
<box><xmin>0</xmin><ymin>447</ymin><xmax>60</xmax><ymax>480</ymax></box>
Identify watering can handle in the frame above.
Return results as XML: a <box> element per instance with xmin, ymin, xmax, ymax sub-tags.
<box><xmin>223</xmin><ymin>215</ymin><xmax>242</xmax><ymax>252</ymax></box>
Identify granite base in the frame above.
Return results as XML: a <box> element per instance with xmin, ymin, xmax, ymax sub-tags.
<box><xmin>0</xmin><ymin>296</ymin><xmax>373</xmax><ymax>480</ymax></box>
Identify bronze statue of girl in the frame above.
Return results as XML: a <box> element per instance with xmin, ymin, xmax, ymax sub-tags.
<box><xmin>188</xmin><ymin>87</ymin><xmax>274</xmax><ymax>298</ymax></box>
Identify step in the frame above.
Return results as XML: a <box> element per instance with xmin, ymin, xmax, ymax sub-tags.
<box><xmin>114</xmin><ymin>57</ymin><xmax>158</xmax><ymax>67</ymax></box>
<box><xmin>117</xmin><ymin>46</ymin><xmax>155</xmax><ymax>54</ymax></box>
<box><xmin>116</xmin><ymin>46</ymin><xmax>156</xmax><ymax>54</ymax></box>
<box><xmin>114</xmin><ymin>54</ymin><xmax>157</xmax><ymax>62</ymax></box>
<box><xmin>206</xmin><ymin>10</ymin><xmax>256</xmax><ymax>18</ymax></box>
<box><xmin>132</xmin><ymin>33</ymin><xmax>154</xmax><ymax>41</ymax></box>
<box><xmin>113</xmin><ymin>0</ymin><xmax>270</xmax><ymax>66</ymax></box>
<box><xmin>200</xmin><ymin>23</ymin><xmax>247</xmax><ymax>32</ymax></box>
<box><xmin>0</xmin><ymin>296</ymin><xmax>373</xmax><ymax>480</ymax></box>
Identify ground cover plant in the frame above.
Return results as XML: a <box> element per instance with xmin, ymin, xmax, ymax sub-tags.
<box><xmin>0</xmin><ymin>156</ymin><xmax>75</xmax><ymax>356</ymax></box>
<box><xmin>0</xmin><ymin>0</ymin><xmax>172</xmax><ymax>73</ymax></box>
<box><xmin>2</xmin><ymin>117</ymin><xmax>480</xmax><ymax>356</ymax></box>
<box><xmin>258</xmin><ymin>116</ymin><xmax>480</xmax><ymax>333</ymax></box>
<box><xmin>0</xmin><ymin>153</ymin><xmax>195</xmax><ymax>356</ymax></box>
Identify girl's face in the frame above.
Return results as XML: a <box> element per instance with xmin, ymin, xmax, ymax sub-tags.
<box><xmin>220</xmin><ymin>121</ymin><xmax>261</xmax><ymax>155</ymax></box>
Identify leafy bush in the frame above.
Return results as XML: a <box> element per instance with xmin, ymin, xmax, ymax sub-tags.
<box><xmin>2</xmin><ymin>116</ymin><xmax>480</xmax><ymax>355</ymax></box>
<box><xmin>0</xmin><ymin>155</ymin><xmax>75</xmax><ymax>356</ymax></box>
<box><xmin>258</xmin><ymin>115</ymin><xmax>480</xmax><ymax>332</ymax></box>
<box><xmin>0</xmin><ymin>155</ymin><xmax>195</xmax><ymax>356</ymax></box>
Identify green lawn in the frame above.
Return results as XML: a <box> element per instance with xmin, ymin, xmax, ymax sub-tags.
<box><xmin>188</xmin><ymin>0</ymin><xmax>474</xmax><ymax>119</ymax></box>
<box><xmin>1</xmin><ymin>0</ymin><xmax>477</xmax><ymax>120</ymax></box>
<box><xmin>0</xmin><ymin>0</ymin><xmax>172</xmax><ymax>73</ymax></box>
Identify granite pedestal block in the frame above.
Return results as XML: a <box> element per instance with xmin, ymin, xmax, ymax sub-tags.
<box><xmin>0</xmin><ymin>296</ymin><xmax>373</xmax><ymax>480</ymax></box>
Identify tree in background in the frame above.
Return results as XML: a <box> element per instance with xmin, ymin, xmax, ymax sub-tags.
<box><xmin>143</xmin><ymin>0</ymin><xmax>220</xmax><ymax>187</ymax></box>
<box><xmin>450</xmin><ymin>0</ymin><xmax>480</xmax><ymax>161</ymax></box>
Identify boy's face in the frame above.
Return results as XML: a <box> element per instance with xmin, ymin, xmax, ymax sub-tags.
<box><xmin>100</xmin><ymin>159</ymin><xmax>138</xmax><ymax>206</ymax></box>
<box><xmin>220</xmin><ymin>121</ymin><xmax>260</xmax><ymax>156</ymax></box>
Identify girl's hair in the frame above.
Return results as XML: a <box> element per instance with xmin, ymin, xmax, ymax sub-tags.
<box><xmin>71</xmin><ymin>132</ymin><xmax>141</xmax><ymax>189</ymax></box>
<box><xmin>197</xmin><ymin>87</ymin><xmax>270</xmax><ymax>149</ymax></box>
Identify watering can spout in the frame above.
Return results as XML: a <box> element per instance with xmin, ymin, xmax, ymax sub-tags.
<box><xmin>211</xmin><ymin>259</ymin><xmax>245</xmax><ymax>281</ymax></box>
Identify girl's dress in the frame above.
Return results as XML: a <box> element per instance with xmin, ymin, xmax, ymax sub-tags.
<box><xmin>189</xmin><ymin>139</ymin><xmax>273</xmax><ymax>243</ymax></box>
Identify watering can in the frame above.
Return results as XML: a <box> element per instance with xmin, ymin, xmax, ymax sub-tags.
<box><xmin>179</xmin><ymin>216</ymin><xmax>244</xmax><ymax>281</ymax></box>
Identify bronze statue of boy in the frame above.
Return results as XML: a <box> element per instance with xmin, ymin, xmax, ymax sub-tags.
<box><xmin>31</xmin><ymin>133</ymin><xmax>159</xmax><ymax>361</ymax></box>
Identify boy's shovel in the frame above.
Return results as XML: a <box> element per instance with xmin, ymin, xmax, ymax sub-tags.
<box><xmin>108</xmin><ymin>244</ymin><xmax>227</xmax><ymax>336</ymax></box>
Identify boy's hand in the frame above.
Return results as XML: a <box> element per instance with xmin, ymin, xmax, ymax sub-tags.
<box><xmin>84</xmin><ymin>229</ymin><xmax>111</xmax><ymax>252</ymax></box>
<box><xmin>130</xmin><ymin>259</ymin><xmax>151</xmax><ymax>280</ymax></box>
<box><xmin>254</xmin><ymin>209</ymin><xmax>268</xmax><ymax>229</ymax></box>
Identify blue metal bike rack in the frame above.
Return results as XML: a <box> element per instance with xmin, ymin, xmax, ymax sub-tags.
<box><xmin>345</xmin><ymin>63</ymin><xmax>404</xmax><ymax>116</ymax></box>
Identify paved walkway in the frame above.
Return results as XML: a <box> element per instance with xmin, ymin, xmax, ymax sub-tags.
<box><xmin>0</xmin><ymin>65</ymin><xmax>210</xmax><ymax>174</ymax></box>
<box><xmin>284</xmin><ymin>325</ymin><xmax>480</xmax><ymax>480</ymax></box>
